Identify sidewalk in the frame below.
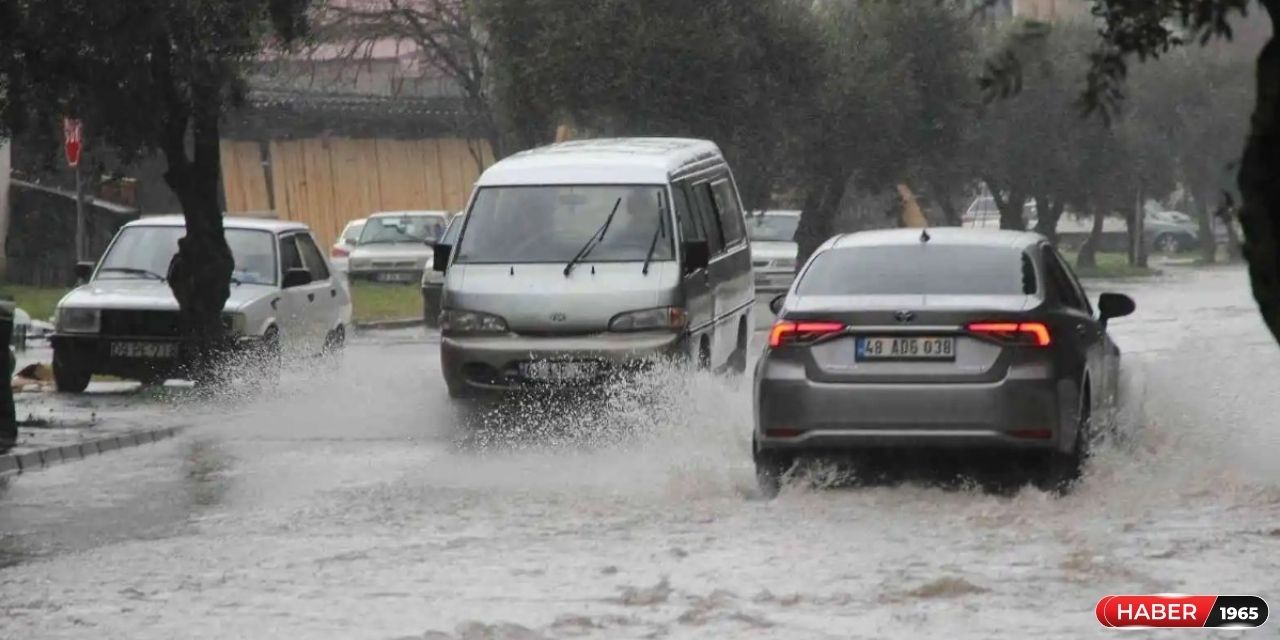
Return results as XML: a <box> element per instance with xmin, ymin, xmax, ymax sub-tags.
<box><xmin>1</xmin><ymin>344</ymin><xmax>188</xmax><ymax>476</ymax></box>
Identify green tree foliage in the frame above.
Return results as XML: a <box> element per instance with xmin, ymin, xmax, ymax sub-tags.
<box><xmin>479</xmin><ymin>0</ymin><xmax>824</xmax><ymax>210</ymax></box>
<box><xmin>0</xmin><ymin>0</ymin><xmax>311</xmax><ymax>352</ymax></box>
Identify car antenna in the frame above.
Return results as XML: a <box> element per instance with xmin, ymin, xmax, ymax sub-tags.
<box><xmin>920</xmin><ymin>228</ymin><xmax>931</xmax><ymax>244</ymax></box>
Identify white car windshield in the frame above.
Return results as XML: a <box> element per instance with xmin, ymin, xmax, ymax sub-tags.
<box><xmin>455</xmin><ymin>185</ymin><xmax>674</xmax><ymax>264</ymax></box>
<box><xmin>359</xmin><ymin>215</ymin><xmax>446</xmax><ymax>245</ymax></box>
<box><xmin>96</xmin><ymin>226</ymin><xmax>278</xmax><ymax>285</ymax></box>
<box><xmin>746</xmin><ymin>214</ymin><xmax>799</xmax><ymax>242</ymax></box>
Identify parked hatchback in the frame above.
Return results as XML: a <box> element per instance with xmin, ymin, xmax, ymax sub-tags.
<box><xmin>330</xmin><ymin>218</ymin><xmax>366</xmax><ymax>274</ymax></box>
<box><xmin>51</xmin><ymin>217</ymin><xmax>352</xmax><ymax>391</ymax></box>
<box><xmin>754</xmin><ymin>228</ymin><xmax>1134</xmax><ymax>495</ymax></box>
<box><xmin>347</xmin><ymin>211</ymin><xmax>449</xmax><ymax>283</ymax></box>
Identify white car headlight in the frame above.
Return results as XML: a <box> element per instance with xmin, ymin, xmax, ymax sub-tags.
<box><xmin>609</xmin><ymin>307</ymin><xmax>688</xmax><ymax>333</ymax></box>
<box><xmin>56</xmin><ymin>307</ymin><xmax>100</xmax><ymax>334</ymax></box>
<box><xmin>221</xmin><ymin>312</ymin><xmax>247</xmax><ymax>335</ymax></box>
<box><xmin>440</xmin><ymin>309</ymin><xmax>508</xmax><ymax>335</ymax></box>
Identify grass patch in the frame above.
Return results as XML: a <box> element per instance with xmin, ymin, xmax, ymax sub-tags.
<box><xmin>1058</xmin><ymin>251</ymin><xmax>1157</xmax><ymax>279</ymax></box>
<box><xmin>0</xmin><ymin>284</ymin><xmax>69</xmax><ymax>322</ymax></box>
<box><xmin>348</xmin><ymin>280</ymin><xmax>423</xmax><ymax>324</ymax></box>
<box><xmin>0</xmin><ymin>281</ymin><xmax>422</xmax><ymax>326</ymax></box>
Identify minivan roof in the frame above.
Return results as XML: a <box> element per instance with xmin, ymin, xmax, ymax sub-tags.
<box><xmin>476</xmin><ymin>138</ymin><xmax>725</xmax><ymax>186</ymax></box>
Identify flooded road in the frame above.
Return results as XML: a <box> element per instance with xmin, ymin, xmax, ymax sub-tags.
<box><xmin>1</xmin><ymin>266</ymin><xmax>1277</xmax><ymax>639</ymax></box>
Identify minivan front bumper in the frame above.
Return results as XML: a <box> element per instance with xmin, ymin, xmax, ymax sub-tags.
<box><xmin>441</xmin><ymin>331</ymin><xmax>688</xmax><ymax>393</ymax></box>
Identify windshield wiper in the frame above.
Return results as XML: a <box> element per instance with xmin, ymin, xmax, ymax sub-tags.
<box><xmin>98</xmin><ymin>267</ymin><xmax>166</xmax><ymax>281</ymax></box>
<box><xmin>642</xmin><ymin>191</ymin><xmax>668</xmax><ymax>275</ymax></box>
<box><xmin>564</xmin><ymin>198</ymin><xmax>622</xmax><ymax>277</ymax></box>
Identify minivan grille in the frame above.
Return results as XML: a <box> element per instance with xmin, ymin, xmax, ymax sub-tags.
<box><xmin>101</xmin><ymin>310</ymin><xmax>181</xmax><ymax>337</ymax></box>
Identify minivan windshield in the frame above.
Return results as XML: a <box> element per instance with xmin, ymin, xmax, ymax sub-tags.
<box><xmin>97</xmin><ymin>226</ymin><xmax>278</xmax><ymax>285</ymax></box>
<box><xmin>359</xmin><ymin>214</ymin><xmax>447</xmax><ymax>245</ymax></box>
<box><xmin>796</xmin><ymin>245</ymin><xmax>1033</xmax><ymax>296</ymax></box>
<box><xmin>745</xmin><ymin>213</ymin><xmax>799</xmax><ymax>242</ymax></box>
<box><xmin>455</xmin><ymin>185</ymin><xmax>674</xmax><ymax>264</ymax></box>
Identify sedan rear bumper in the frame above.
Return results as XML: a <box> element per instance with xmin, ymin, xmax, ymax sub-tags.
<box><xmin>755</xmin><ymin>376</ymin><xmax>1069</xmax><ymax>452</ymax></box>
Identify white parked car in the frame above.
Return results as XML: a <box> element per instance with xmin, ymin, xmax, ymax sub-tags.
<box><xmin>745</xmin><ymin>210</ymin><xmax>800</xmax><ymax>292</ymax></box>
<box><xmin>330</xmin><ymin>218</ymin><xmax>366</xmax><ymax>274</ymax></box>
<box><xmin>347</xmin><ymin>211</ymin><xmax>450</xmax><ymax>283</ymax></box>
<box><xmin>50</xmin><ymin>216</ymin><xmax>353</xmax><ymax>392</ymax></box>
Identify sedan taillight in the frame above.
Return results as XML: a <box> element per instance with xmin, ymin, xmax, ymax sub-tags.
<box><xmin>769</xmin><ymin>320</ymin><xmax>846</xmax><ymax>348</ymax></box>
<box><xmin>331</xmin><ymin>246</ymin><xmax>349</xmax><ymax>258</ymax></box>
<box><xmin>966</xmin><ymin>321</ymin><xmax>1051</xmax><ymax>347</ymax></box>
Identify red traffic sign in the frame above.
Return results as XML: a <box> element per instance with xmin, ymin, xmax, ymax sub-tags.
<box><xmin>63</xmin><ymin>118</ymin><xmax>83</xmax><ymax>168</ymax></box>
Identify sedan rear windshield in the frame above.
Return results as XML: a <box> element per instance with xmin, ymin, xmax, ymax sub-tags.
<box><xmin>796</xmin><ymin>245</ymin><xmax>1037</xmax><ymax>296</ymax></box>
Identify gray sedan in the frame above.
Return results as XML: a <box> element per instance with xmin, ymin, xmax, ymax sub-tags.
<box><xmin>753</xmin><ymin>228</ymin><xmax>1135</xmax><ymax>495</ymax></box>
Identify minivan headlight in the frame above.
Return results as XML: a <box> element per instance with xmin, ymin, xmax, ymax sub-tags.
<box><xmin>440</xmin><ymin>309</ymin><xmax>508</xmax><ymax>335</ymax></box>
<box><xmin>609</xmin><ymin>307</ymin><xmax>688</xmax><ymax>333</ymax></box>
<box><xmin>56</xmin><ymin>307</ymin><xmax>100</xmax><ymax>334</ymax></box>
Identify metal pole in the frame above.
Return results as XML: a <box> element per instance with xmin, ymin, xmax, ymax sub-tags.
<box><xmin>74</xmin><ymin>162</ymin><xmax>85</xmax><ymax>262</ymax></box>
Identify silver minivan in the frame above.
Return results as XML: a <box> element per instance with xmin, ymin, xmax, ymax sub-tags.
<box><xmin>432</xmin><ymin>138</ymin><xmax>755</xmax><ymax>397</ymax></box>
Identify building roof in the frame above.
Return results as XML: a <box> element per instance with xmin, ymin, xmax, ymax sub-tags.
<box><xmin>477</xmin><ymin>138</ymin><xmax>725</xmax><ymax>186</ymax></box>
<box><xmin>829</xmin><ymin>227</ymin><xmax>1046</xmax><ymax>251</ymax></box>
<box><xmin>124</xmin><ymin>215</ymin><xmax>311</xmax><ymax>233</ymax></box>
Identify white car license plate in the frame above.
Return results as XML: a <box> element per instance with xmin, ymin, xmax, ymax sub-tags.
<box><xmin>856</xmin><ymin>336</ymin><xmax>955</xmax><ymax>361</ymax></box>
<box><xmin>110</xmin><ymin>341</ymin><xmax>178</xmax><ymax>359</ymax></box>
<box><xmin>376</xmin><ymin>272</ymin><xmax>415</xmax><ymax>283</ymax></box>
<box><xmin>519</xmin><ymin>361</ymin><xmax>599</xmax><ymax>382</ymax></box>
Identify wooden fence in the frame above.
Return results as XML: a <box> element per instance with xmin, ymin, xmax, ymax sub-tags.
<box><xmin>221</xmin><ymin>137</ymin><xmax>493</xmax><ymax>248</ymax></box>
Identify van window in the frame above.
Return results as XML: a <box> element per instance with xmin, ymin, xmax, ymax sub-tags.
<box><xmin>710</xmin><ymin>179</ymin><xmax>746</xmax><ymax>247</ymax></box>
<box><xmin>454</xmin><ymin>185</ymin><xmax>675</xmax><ymax>264</ymax></box>
<box><xmin>688</xmin><ymin>183</ymin><xmax>725</xmax><ymax>254</ymax></box>
<box><xmin>671</xmin><ymin>185</ymin><xmax>703</xmax><ymax>243</ymax></box>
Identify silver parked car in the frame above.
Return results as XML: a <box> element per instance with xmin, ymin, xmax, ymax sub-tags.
<box><xmin>433</xmin><ymin>137</ymin><xmax>755</xmax><ymax>398</ymax></box>
<box><xmin>347</xmin><ymin>211</ymin><xmax>449</xmax><ymax>283</ymax></box>
<box><xmin>329</xmin><ymin>218</ymin><xmax>366</xmax><ymax>274</ymax></box>
<box><xmin>754</xmin><ymin>228</ymin><xmax>1135</xmax><ymax>495</ymax></box>
<box><xmin>745</xmin><ymin>210</ymin><xmax>800</xmax><ymax>293</ymax></box>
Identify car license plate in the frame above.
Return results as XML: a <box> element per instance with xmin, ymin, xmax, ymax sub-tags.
<box><xmin>856</xmin><ymin>336</ymin><xmax>955</xmax><ymax>361</ymax></box>
<box><xmin>519</xmin><ymin>361</ymin><xmax>599</xmax><ymax>382</ymax></box>
<box><xmin>110</xmin><ymin>341</ymin><xmax>178</xmax><ymax>359</ymax></box>
<box><xmin>376</xmin><ymin>272</ymin><xmax>415</xmax><ymax>283</ymax></box>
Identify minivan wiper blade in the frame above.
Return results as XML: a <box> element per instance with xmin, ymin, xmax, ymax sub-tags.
<box><xmin>564</xmin><ymin>198</ymin><xmax>622</xmax><ymax>277</ymax></box>
<box><xmin>98</xmin><ymin>267</ymin><xmax>166</xmax><ymax>281</ymax></box>
<box><xmin>642</xmin><ymin>191</ymin><xmax>668</xmax><ymax>275</ymax></box>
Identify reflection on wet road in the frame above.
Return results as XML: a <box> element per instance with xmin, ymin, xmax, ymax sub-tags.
<box><xmin>0</xmin><ymin>267</ymin><xmax>1277</xmax><ymax>640</ymax></box>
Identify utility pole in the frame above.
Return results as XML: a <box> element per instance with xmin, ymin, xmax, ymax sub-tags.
<box><xmin>74</xmin><ymin>161</ymin><xmax>85</xmax><ymax>262</ymax></box>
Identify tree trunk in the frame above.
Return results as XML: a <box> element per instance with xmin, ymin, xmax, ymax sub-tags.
<box><xmin>1191</xmin><ymin>188</ymin><xmax>1217</xmax><ymax>264</ymax></box>
<box><xmin>1032</xmin><ymin>194</ymin><xmax>1065</xmax><ymax>245</ymax></box>
<box><xmin>1219</xmin><ymin>200</ymin><xmax>1244</xmax><ymax>261</ymax></box>
<box><xmin>932</xmin><ymin>182</ymin><xmax>963</xmax><ymax>226</ymax></box>
<box><xmin>1077</xmin><ymin>208</ymin><xmax>1106</xmax><ymax>269</ymax></box>
<box><xmin>794</xmin><ymin>174</ymin><xmax>846</xmax><ymax>267</ymax></box>
<box><xmin>1238</xmin><ymin>0</ymin><xmax>1280</xmax><ymax>345</ymax></box>
<box><xmin>986</xmin><ymin>181</ymin><xmax>1026</xmax><ymax>231</ymax></box>
<box><xmin>160</xmin><ymin>78</ymin><xmax>233</xmax><ymax>372</ymax></box>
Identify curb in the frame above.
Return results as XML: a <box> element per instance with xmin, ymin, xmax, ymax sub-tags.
<box><xmin>353</xmin><ymin>318</ymin><xmax>425</xmax><ymax>331</ymax></box>
<box><xmin>0</xmin><ymin>426</ymin><xmax>184</xmax><ymax>478</ymax></box>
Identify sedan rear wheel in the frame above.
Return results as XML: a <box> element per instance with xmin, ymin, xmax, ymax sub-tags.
<box><xmin>753</xmin><ymin>439</ymin><xmax>794</xmax><ymax>499</ymax></box>
<box><xmin>1038</xmin><ymin>390</ymin><xmax>1091</xmax><ymax>494</ymax></box>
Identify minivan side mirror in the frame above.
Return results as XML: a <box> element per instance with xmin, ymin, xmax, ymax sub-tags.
<box><xmin>768</xmin><ymin>293</ymin><xmax>786</xmax><ymax>316</ymax></box>
<box><xmin>682</xmin><ymin>240</ymin><xmax>710</xmax><ymax>273</ymax></box>
<box><xmin>432</xmin><ymin>243</ymin><xmax>453</xmax><ymax>273</ymax></box>
<box><xmin>1098</xmin><ymin>292</ymin><xmax>1135</xmax><ymax>326</ymax></box>
<box><xmin>74</xmin><ymin>261</ymin><xmax>94</xmax><ymax>283</ymax></box>
<box><xmin>282</xmin><ymin>268</ymin><xmax>313</xmax><ymax>289</ymax></box>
